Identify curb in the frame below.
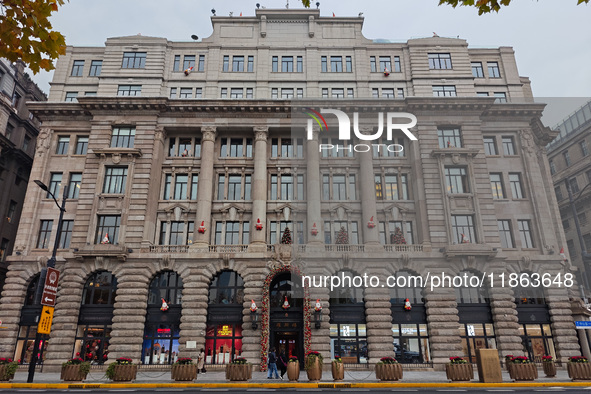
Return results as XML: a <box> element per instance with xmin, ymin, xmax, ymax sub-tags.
<box><xmin>1</xmin><ymin>381</ymin><xmax>591</xmax><ymax>389</ymax></box>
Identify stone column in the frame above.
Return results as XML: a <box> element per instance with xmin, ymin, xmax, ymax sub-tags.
<box><xmin>194</xmin><ymin>126</ymin><xmax>216</xmax><ymax>246</ymax></box>
<box><xmin>177</xmin><ymin>267</ymin><xmax>209</xmax><ymax>361</ymax></box>
<box><xmin>489</xmin><ymin>284</ymin><xmax>522</xmax><ymax>359</ymax></box>
<box><xmin>364</xmin><ymin>267</ymin><xmax>393</xmax><ymax>364</ymax></box>
<box><xmin>425</xmin><ymin>286</ymin><xmax>461</xmax><ymax>370</ymax></box>
<box><xmin>306</xmin><ymin>129</ymin><xmax>322</xmax><ymax>245</ymax></box>
<box><xmin>307</xmin><ymin>266</ymin><xmax>331</xmax><ymax>365</ymax></box>
<box><xmin>107</xmin><ymin>267</ymin><xmax>150</xmax><ymax>363</ymax></box>
<box><xmin>42</xmin><ymin>265</ymin><xmax>85</xmax><ymax>371</ymax></box>
<box><xmin>358</xmin><ymin>132</ymin><xmax>380</xmax><ymax>248</ymax></box>
<box><xmin>547</xmin><ymin>287</ymin><xmax>581</xmax><ymax>363</ymax></box>
<box><xmin>249</xmin><ymin>127</ymin><xmax>269</xmax><ymax>251</ymax></box>
<box><xmin>241</xmin><ymin>268</ymin><xmax>267</xmax><ymax>369</ymax></box>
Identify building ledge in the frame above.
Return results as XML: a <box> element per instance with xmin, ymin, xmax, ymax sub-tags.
<box><xmin>93</xmin><ymin>147</ymin><xmax>142</xmax><ymax>158</ymax></box>
<box><xmin>443</xmin><ymin>243</ymin><xmax>497</xmax><ymax>259</ymax></box>
<box><xmin>74</xmin><ymin>244</ymin><xmax>129</xmax><ymax>261</ymax></box>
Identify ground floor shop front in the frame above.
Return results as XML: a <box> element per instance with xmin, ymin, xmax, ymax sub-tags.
<box><xmin>0</xmin><ymin>257</ymin><xmax>584</xmax><ymax>371</ymax></box>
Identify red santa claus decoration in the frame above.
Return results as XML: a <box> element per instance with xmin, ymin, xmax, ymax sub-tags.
<box><xmin>282</xmin><ymin>296</ymin><xmax>290</xmax><ymax>310</ymax></box>
<box><xmin>161</xmin><ymin>298</ymin><xmax>169</xmax><ymax>311</ymax></box>
<box><xmin>404</xmin><ymin>298</ymin><xmax>412</xmax><ymax>311</ymax></box>
<box><xmin>314</xmin><ymin>299</ymin><xmax>322</xmax><ymax>312</ymax></box>
<box><xmin>250</xmin><ymin>300</ymin><xmax>258</xmax><ymax>313</ymax></box>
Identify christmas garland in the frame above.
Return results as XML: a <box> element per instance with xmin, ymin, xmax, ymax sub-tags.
<box><xmin>260</xmin><ymin>265</ymin><xmax>311</xmax><ymax>371</ymax></box>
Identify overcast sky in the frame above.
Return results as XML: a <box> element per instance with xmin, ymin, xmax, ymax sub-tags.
<box><xmin>28</xmin><ymin>0</ymin><xmax>591</xmax><ymax>125</ymax></box>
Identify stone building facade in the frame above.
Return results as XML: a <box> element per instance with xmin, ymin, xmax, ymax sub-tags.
<box><xmin>0</xmin><ymin>59</ymin><xmax>46</xmax><ymax>292</ymax></box>
<box><xmin>0</xmin><ymin>9</ymin><xmax>582</xmax><ymax>371</ymax></box>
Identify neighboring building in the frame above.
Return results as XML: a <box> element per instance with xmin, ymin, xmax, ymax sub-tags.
<box><xmin>0</xmin><ymin>59</ymin><xmax>46</xmax><ymax>292</ymax></box>
<box><xmin>0</xmin><ymin>9</ymin><xmax>582</xmax><ymax>372</ymax></box>
<box><xmin>547</xmin><ymin>100</ymin><xmax>591</xmax><ymax>291</ymax></box>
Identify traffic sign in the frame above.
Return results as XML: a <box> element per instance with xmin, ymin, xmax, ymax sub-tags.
<box><xmin>575</xmin><ymin>321</ymin><xmax>591</xmax><ymax>329</ymax></box>
<box><xmin>41</xmin><ymin>292</ymin><xmax>56</xmax><ymax>307</ymax></box>
<box><xmin>43</xmin><ymin>267</ymin><xmax>60</xmax><ymax>294</ymax></box>
<box><xmin>37</xmin><ymin>306</ymin><xmax>54</xmax><ymax>334</ymax></box>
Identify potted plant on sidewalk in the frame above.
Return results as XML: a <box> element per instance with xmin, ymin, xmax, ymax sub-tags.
<box><xmin>567</xmin><ymin>356</ymin><xmax>591</xmax><ymax>380</ymax></box>
<box><xmin>61</xmin><ymin>356</ymin><xmax>90</xmax><ymax>382</ymax></box>
<box><xmin>226</xmin><ymin>357</ymin><xmax>252</xmax><ymax>381</ymax></box>
<box><xmin>106</xmin><ymin>357</ymin><xmax>137</xmax><ymax>382</ymax></box>
<box><xmin>331</xmin><ymin>355</ymin><xmax>344</xmax><ymax>381</ymax></box>
<box><xmin>0</xmin><ymin>358</ymin><xmax>17</xmax><ymax>382</ymax></box>
<box><xmin>171</xmin><ymin>357</ymin><xmax>197</xmax><ymax>381</ymax></box>
<box><xmin>375</xmin><ymin>356</ymin><xmax>403</xmax><ymax>381</ymax></box>
<box><xmin>542</xmin><ymin>355</ymin><xmax>556</xmax><ymax>378</ymax></box>
<box><xmin>305</xmin><ymin>351</ymin><xmax>323</xmax><ymax>382</ymax></box>
<box><xmin>287</xmin><ymin>356</ymin><xmax>300</xmax><ymax>381</ymax></box>
<box><xmin>445</xmin><ymin>356</ymin><xmax>473</xmax><ymax>381</ymax></box>
<box><xmin>509</xmin><ymin>356</ymin><xmax>537</xmax><ymax>381</ymax></box>
<box><xmin>504</xmin><ymin>354</ymin><xmax>514</xmax><ymax>372</ymax></box>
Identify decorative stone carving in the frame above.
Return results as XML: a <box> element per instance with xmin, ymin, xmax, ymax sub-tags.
<box><xmin>253</xmin><ymin>126</ymin><xmax>269</xmax><ymax>141</ymax></box>
<box><xmin>201</xmin><ymin>126</ymin><xmax>217</xmax><ymax>142</ymax></box>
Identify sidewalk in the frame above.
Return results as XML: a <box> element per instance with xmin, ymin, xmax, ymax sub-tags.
<box><xmin>1</xmin><ymin>368</ymin><xmax>589</xmax><ymax>389</ymax></box>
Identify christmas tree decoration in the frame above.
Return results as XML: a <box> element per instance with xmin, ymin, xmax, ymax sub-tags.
<box><xmin>282</xmin><ymin>296</ymin><xmax>290</xmax><ymax>309</ymax></box>
<box><xmin>250</xmin><ymin>300</ymin><xmax>258</xmax><ymax>312</ymax></box>
<box><xmin>404</xmin><ymin>298</ymin><xmax>412</xmax><ymax>311</ymax></box>
<box><xmin>311</xmin><ymin>223</ymin><xmax>318</xmax><ymax>236</ymax></box>
<box><xmin>198</xmin><ymin>221</ymin><xmax>206</xmax><ymax>234</ymax></box>
<box><xmin>161</xmin><ymin>298</ymin><xmax>169</xmax><ymax>311</ymax></box>
<box><xmin>314</xmin><ymin>299</ymin><xmax>322</xmax><ymax>312</ymax></box>
<box><xmin>281</xmin><ymin>227</ymin><xmax>292</xmax><ymax>244</ymax></box>
<box><xmin>335</xmin><ymin>226</ymin><xmax>349</xmax><ymax>245</ymax></box>
<box><xmin>184</xmin><ymin>66</ymin><xmax>194</xmax><ymax>75</ymax></box>
<box><xmin>256</xmin><ymin>218</ymin><xmax>263</xmax><ymax>231</ymax></box>
<box><xmin>392</xmin><ymin>227</ymin><xmax>407</xmax><ymax>245</ymax></box>
<box><xmin>101</xmin><ymin>233</ymin><xmax>110</xmax><ymax>244</ymax></box>
<box><xmin>367</xmin><ymin>216</ymin><xmax>376</xmax><ymax>228</ymax></box>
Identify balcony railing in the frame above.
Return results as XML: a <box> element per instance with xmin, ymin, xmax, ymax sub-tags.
<box><xmin>149</xmin><ymin>245</ymin><xmax>190</xmax><ymax>253</ymax></box>
<box><xmin>146</xmin><ymin>244</ymin><xmax>425</xmax><ymax>254</ymax></box>
<box><xmin>208</xmin><ymin>245</ymin><xmax>249</xmax><ymax>253</ymax></box>
<box><xmin>325</xmin><ymin>244</ymin><xmax>365</xmax><ymax>253</ymax></box>
<box><xmin>383</xmin><ymin>244</ymin><xmax>423</xmax><ymax>253</ymax></box>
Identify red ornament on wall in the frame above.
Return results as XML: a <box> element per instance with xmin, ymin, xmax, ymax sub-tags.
<box><xmin>198</xmin><ymin>221</ymin><xmax>206</xmax><ymax>234</ymax></box>
<box><xmin>311</xmin><ymin>222</ymin><xmax>318</xmax><ymax>236</ymax></box>
<box><xmin>256</xmin><ymin>218</ymin><xmax>263</xmax><ymax>231</ymax></box>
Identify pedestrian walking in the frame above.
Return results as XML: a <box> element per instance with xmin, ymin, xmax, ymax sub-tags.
<box><xmin>267</xmin><ymin>347</ymin><xmax>279</xmax><ymax>379</ymax></box>
<box><xmin>197</xmin><ymin>348</ymin><xmax>206</xmax><ymax>373</ymax></box>
<box><xmin>278</xmin><ymin>348</ymin><xmax>288</xmax><ymax>380</ymax></box>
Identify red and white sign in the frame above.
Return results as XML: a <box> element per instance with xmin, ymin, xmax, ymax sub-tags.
<box><xmin>41</xmin><ymin>267</ymin><xmax>60</xmax><ymax>307</ymax></box>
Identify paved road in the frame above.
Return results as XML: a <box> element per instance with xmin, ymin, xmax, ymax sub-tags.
<box><xmin>3</xmin><ymin>388</ymin><xmax>591</xmax><ymax>393</ymax></box>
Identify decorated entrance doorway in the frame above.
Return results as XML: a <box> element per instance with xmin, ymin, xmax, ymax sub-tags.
<box><xmin>260</xmin><ymin>265</ymin><xmax>311</xmax><ymax>371</ymax></box>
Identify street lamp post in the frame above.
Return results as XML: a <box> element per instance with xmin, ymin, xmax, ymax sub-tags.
<box><xmin>565</xmin><ymin>179</ymin><xmax>591</xmax><ymax>295</ymax></box>
<box><xmin>27</xmin><ymin>180</ymin><xmax>68</xmax><ymax>383</ymax></box>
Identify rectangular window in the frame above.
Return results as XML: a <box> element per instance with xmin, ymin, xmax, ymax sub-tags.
<box><xmin>322</xmin><ymin>174</ymin><xmax>330</xmax><ymax>200</ymax></box>
<box><xmin>48</xmin><ymin>173</ymin><xmax>62</xmax><ymax>198</ymax></box>
<box><xmin>549</xmin><ymin>160</ymin><xmax>556</xmax><ymax>175</ymax></box>
<box><xmin>271</xmin><ymin>88</ymin><xmax>278</xmax><ymax>99</ymax></box>
<box><xmin>244</xmin><ymin>175</ymin><xmax>251</xmax><ymax>200</ymax></box>
<box><xmin>497</xmin><ymin>220</ymin><xmax>514</xmax><ymax>249</ymax></box>
<box><xmin>569</xmin><ymin>177</ymin><xmax>580</xmax><ymax>194</ymax></box>
<box><xmin>384</xmin><ymin>175</ymin><xmax>398</xmax><ymax>200</ymax></box>
<box><xmin>225</xmin><ymin>222</ymin><xmax>240</xmax><ymax>245</ymax></box>
<box><xmin>332</xmin><ymin>175</ymin><xmax>346</xmax><ymax>200</ymax></box>
<box><xmin>471</xmin><ymin>62</ymin><xmax>484</xmax><ymax>78</ymax></box>
<box><xmin>281</xmin><ymin>88</ymin><xmax>294</xmax><ymax>99</ymax></box>
<box><xmin>174</xmin><ymin>174</ymin><xmax>188</xmax><ymax>200</ymax></box>
<box><xmin>563</xmin><ymin>150</ymin><xmax>571</xmax><ymax>167</ymax></box>
<box><xmin>232</xmin><ymin>56</ymin><xmax>244</xmax><ymax>72</ymax></box>
<box><xmin>220</xmin><ymin>137</ymin><xmax>252</xmax><ymax>158</ymax></box>
<box><xmin>280</xmin><ymin>175</ymin><xmax>293</xmax><ymax>200</ymax></box>
<box><xmin>563</xmin><ymin>219</ymin><xmax>570</xmax><ymax>230</ymax></box>
<box><xmin>272</xmin><ymin>56</ymin><xmax>278</xmax><ymax>72</ymax></box>
<box><xmin>372</xmin><ymin>88</ymin><xmax>379</xmax><ymax>98</ymax></box>
<box><xmin>56</xmin><ymin>136</ymin><xmax>70</xmax><ymax>154</ymax></box>
<box><xmin>375</xmin><ymin>175</ymin><xmax>383</xmax><ymax>200</ymax></box>
<box><xmin>218</xmin><ymin>174</ymin><xmax>226</xmax><ymax>199</ymax></box>
<box><xmin>502</xmin><ymin>136</ymin><xmax>516</xmax><ymax>155</ymax></box>
<box><xmin>163</xmin><ymin>174</ymin><xmax>172</xmax><ymax>200</ymax></box>
<box><xmin>282</xmin><ymin>56</ymin><xmax>294</xmax><ymax>72</ymax></box>
<box><xmin>394</xmin><ymin>56</ymin><xmax>401</xmax><ymax>72</ymax></box>
<box><xmin>173</xmin><ymin>55</ymin><xmax>181</xmax><ymax>72</ymax></box>
<box><xmin>247</xmin><ymin>56</ymin><xmax>254</xmax><ymax>72</ymax></box>
<box><xmin>214</xmin><ymin>222</ymin><xmax>223</xmax><ymax>245</ymax></box>
<box><xmin>37</xmin><ymin>220</ymin><xmax>53</xmax><ymax>249</ymax></box>
<box><xmin>71</xmin><ymin>60</ymin><xmax>84</xmax><ymax>76</ymax></box>
<box><xmin>379</xmin><ymin>56</ymin><xmax>391</xmax><ymax>72</ymax></box>
<box><xmin>330</xmin><ymin>56</ymin><xmax>343</xmax><ymax>72</ymax></box>
<box><xmin>170</xmin><ymin>87</ymin><xmax>177</xmax><ymax>99</ymax></box>
<box><xmin>451</xmin><ymin>215</ymin><xmax>476</xmax><ymax>244</ymax></box>
<box><xmin>477</xmin><ymin>92</ymin><xmax>489</xmax><ymax>97</ymax></box>
<box><xmin>490</xmin><ymin>173</ymin><xmax>505</xmax><ymax>199</ymax></box>
<box><xmin>196</xmin><ymin>88</ymin><xmax>203</xmax><ymax>98</ymax></box>
<box><xmin>68</xmin><ymin>173</ymin><xmax>82</xmax><ymax>198</ymax></box>
<box><xmin>7</xmin><ymin>200</ymin><xmax>17</xmax><ymax>222</ymax></box>
<box><xmin>221</xmin><ymin>88</ymin><xmax>227</xmax><ymax>98</ymax></box>
<box><xmin>103</xmin><ymin>167</ymin><xmax>127</xmax><ymax>194</ymax></box>
<box><xmin>111</xmin><ymin>127</ymin><xmax>135</xmax><ymax>148</ymax></box>
<box><xmin>230</xmin><ymin>88</ymin><xmax>243</xmax><ymax>98</ymax></box>
<box><xmin>389</xmin><ymin>221</ymin><xmax>413</xmax><ymax>244</ymax></box>
<box><xmin>347</xmin><ymin>88</ymin><xmax>354</xmax><ymax>98</ymax></box>
<box><xmin>89</xmin><ymin>60</ymin><xmax>102</xmax><ymax>76</ymax></box>
<box><xmin>178</xmin><ymin>87</ymin><xmax>192</xmax><ymax>99</ymax></box>
<box><xmin>190</xmin><ymin>174</ymin><xmax>199</xmax><ymax>200</ymax></box>
<box><xmin>59</xmin><ymin>220</ymin><xmax>74</xmax><ymax>249</ymax></box>
<box><xmin>509</xmin><ymin>173</ymin><xmax>524</xmax><ymax>199</ymax></box>
<box><xmin>117</xmin><ymin>85</ymin><xmax>141</xmax><ymax>96</ymax></box>
<box><xmin>169</xmin><ymin>221</ymin><xmax>185</xmax><ymax>245</ymax></box>
<box><xmin>428</xmin><ymin>53</ymin><xmax>452</xmax><ymax>69</ymax></box>
<box><xmin>332</xmin><ymin>88</ymin><xmax>344</xmax><ymax>98</ymax></box>
<box><xmin>75</xmin><ymin>136</ymin><xmax>88</xmax><ymax>154</ymax></box>
<box><xmin>555</xmin><ymin>186</ymin><xmax>563</xmax><ymax>201</ymax></box>
<box><xmin>321</xmin><ymin>56</ymin><xmax>327</xmax><ymax>72</ymax></box>
<box><xmin>297</xmin><ymin>56</ymin><xmax>303</xmax><ymax>72</ymax></box>
<box><xmin>345</xmin><ymin>56</ymin><xmax>352</xmax><ymax>72</ymax></box>
<box><xmin>296</xmin><ymin>174</ymin><xmax>304</xmax><ymax>200</ymax></box>
<box><xmin>297</xmin><ymin>88</ymin><xmax>304</xmax><ymax>98</ymax></box>
<box><xmin>580</xmin><ymin>140</ymin><xmax>589</xmax><ymax>157</ymax></box>
<box><xmin>322</xmin><ymin>88</ymin><xmax>328</xmax><ymax>98</ymax></box>
<box><xmin>228</xmin><ymin>175</ymin><xmax>242</xmax><ymax>200</ymax></box>
<box><xmin>382</xmin><ymin>88</ymin><xmax>394</xmax><ymax>99</ymax></box>
<box><xmin>222</xmin><ymin>55</ymin><xmax>229</xmax><ymax>72</ymax></box>
<box><xmin>270</xmin><ymin>174</ymin><xmax>278</xmax><ymax>200</ymax></box>
<box><xmin>23</xmin><ymin>135</ymin><xmax>31</xmax><ymax>152</ymax></box>
<box><xmin>246</xmin><ymin>88</ymin><xmax>253</xmax><ymax>98</ymax></box>
<box><xmin>488</xmin><ymin>62</ymin><xmax>500</xmax><ymax>78</ymax></box>
<box><xmin>183</xmin><ymin>55</ymin><xmax>195</xmax><ymax>70</ymax></box>
<box><xmin>432</xmin><ymin>85</ymin><xmax>457</xmax><ymax>97</ymax></box>
<box><xmin>65</xmin><ymin>92</ymin><xmax>78</xmax><ymax>102</ymax></box>
<box><xmin>494</xmin><ymin>92</ymin><xmax>507</xmax><ymax>103</ymax></box>
<box><xmin>397</xmin><ymin>88</ymin><xmax>404</xmax><ymax>98</ymax></box>
<box><xmin>370</xmin><ymin>56</ymin><xmax>376</xmax><ymax>73</ymax></box>
<box><xmin>518</xmin><ymin>220</ymin><xmax>534</xmax><ymax>248</ymax></box>
<box><xmin>95</xmin><ymin>215</ymin><xmax>121</xmax><ymax>244</ymax></box>
<box><xmin>483</xmin><ymin>136</ymin><xmax>497</xmax><ymax>155</ymax></box>
<box><xmin>438</xmin><ymin>128</ymin><xmax>462</xmax><ymax>148</ymax></box>
<box><xmin>445</xmin><ymin>167</ymin><xmax>469</xmax><ymax>194</ymax></box>
<box><xmin>122</xmin><ymin>52</ymin><xmax>146</xmax><ymax>69</ymax></box>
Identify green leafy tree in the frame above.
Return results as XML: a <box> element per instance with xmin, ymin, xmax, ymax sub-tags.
<box><xmin>438</xmin><ymin>0</ymin><xmax>589</xmax><ymax>15</ymax></box>
<box><xmin>0</xmin><ymin>0</ymin><xmax>67</xmax><ymax>73</ymax></box>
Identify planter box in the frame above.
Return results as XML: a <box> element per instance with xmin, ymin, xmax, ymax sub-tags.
<box><xmin>287</xmin><ymin>362</ymin><xmax>300</xmax><ymax>381</ymax></box>
<box><xmin>445</xmin><ymin>363</ymin><xmax>473</xmax><ymax>381</ymax></box>
<box><xmin>0</xmin><ymin>364</ymin><xmax>16</xmax><ymax>382</ymax></box>
<box><xmin>306</xmin><ymin>357</ymin><xmax>322</xmax><ymax>382</ymax></box>
<box><xmin>332</xmin><ymin>362</ymin><xmax>344</xmax><ymax>381</ymax></box>
<box><xmin>567</xmin><ymin>362</ymin><xmax>591</xmax><ymax>381</ymax></box>
<box><xmin>226</xmin><ymin>363</ymin><xmax>252</xmax><ymax>381</ymax></box>
<box><xmin>111</xmin><ymin>364</ymin><xmax>138</xmax><ymax>382</ymax></box>
<box><xmin>509</xmin><ymin>363</ymin><xmax>538</xmax><ymax>381</ymax></box>
<box><xmin>171</xmin><ymin>364</ymin><xmax>198</xmax><ymax>381</ymax></box>
<box><xmin>542</xmin><ymin>362</ymin><xmax>556</xmax><ymax>378</ymax></box>
<box><xmin>375</xmin><ymin>363</ymin><xmax>403</xmax><ymax>381</ymax></box>
<box><xmin>61</xmin><ymin>364</ymin><xmax>89</xmax><ymax>382</ymax></box>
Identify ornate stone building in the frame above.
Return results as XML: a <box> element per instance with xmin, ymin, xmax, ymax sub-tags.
<box><xmin>0</xmin><ymin>9</ymin><xmax>582</xmax><ymax>371</ymax></box>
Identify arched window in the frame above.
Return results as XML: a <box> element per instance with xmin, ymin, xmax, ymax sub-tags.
<box><xmin>205</xmin><ymin>270</ymin><xmax>245</xmax><ymax>365</ymax></box>
<box><xmin>329</xmin><ymin>270</ymin><xmax>364</xmax><ymax>305</ymax></box>
<box><xmin>16</xmin><ymin>274</ymin><xmax>48</xmax><ymax>365</ymax></box>
<box><xmin>148</xmin><ymin>271</ymin><xmax>183</xmax><ymax>305</ymax></box>
<box><xmin>270</xmin><ymin>272</ymin><xmax>304</xmax><ymax>308</ymax></box>
<box><xmin>74</xmin><ymin>271</ymin><xmax>117</xmax><ymax>364</ymax></box>
<box><xmin>24</xmin><ymin>274</ymin><xmax>40</xmax><ymax>306</ymax></box>
<box><xmin>390</xmin><ymin>270</ymin><xmax>424</xmax><ymax>305</ymax></box>
<box><xmin>208</xmin><ymin>270</ymin><xmax>244</xmax><ymax>305</ymax></box>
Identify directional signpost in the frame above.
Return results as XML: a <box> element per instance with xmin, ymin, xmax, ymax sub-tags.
<box><xmin>37</xmin><ymin>306</ymin><xmax>54</xmax><ymax>335</ymax></box>
<box><xmin>575</xmin><ymin>321</ymin><xmax>591</xmax><ymax>329</ymax></box>
<box><xmin>41</xmin><ymin>267</ymin><xmax>59</xmax><ymax>307</ymax></box>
